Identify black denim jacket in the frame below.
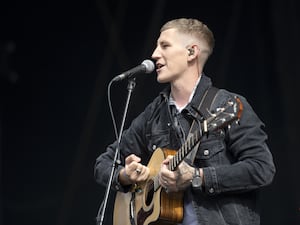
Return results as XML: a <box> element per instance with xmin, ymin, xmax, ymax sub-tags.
<box><xmin>94</xmin><ymin>75</ymin><xmax>275</xmax><ymax>225</ymax></box>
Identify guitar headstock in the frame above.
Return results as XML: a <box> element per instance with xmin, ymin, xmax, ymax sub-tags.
<box><xmin>170</xmin><ymin>96</ymin><xmax>243</xmax><ymax>171</ymax></box>
<box><xmin>204</xmin><ymin>96</ymin><xmax>243</xmax><ymax>133</ymax></box>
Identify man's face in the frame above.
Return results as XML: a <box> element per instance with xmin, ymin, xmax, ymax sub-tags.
<box><xmin>151</xmin><ymin>28</ymin><xmax>190</xmax><ymax>83</ymax></box>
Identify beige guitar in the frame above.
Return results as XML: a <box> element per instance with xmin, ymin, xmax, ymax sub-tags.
<box><xmin>114</xmin><ymin>97</ymin><xmax>243</xmax><ymax>225</ymax></box>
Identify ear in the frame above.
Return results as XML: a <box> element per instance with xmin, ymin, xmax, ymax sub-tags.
<box><xmin>188</xmin><ymin>48</ymin><xmax>195</xmax><ymax>56</ymax></box>
<box><xmin>187</xmin><ymin>45</ymin><xmax>199</xmax><ymax>61</ymax></box>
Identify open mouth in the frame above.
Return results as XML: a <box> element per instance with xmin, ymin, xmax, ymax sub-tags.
<box><xmin>156</xmin><ymin>63</ymin><xmax>165</xmax><ymax>70</ymax></box>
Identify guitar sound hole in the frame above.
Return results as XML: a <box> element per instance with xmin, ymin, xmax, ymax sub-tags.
<box><xmin>145</xmin><ymin>180</ymin><xmax>154</xmax><ymax>206</ymax></box>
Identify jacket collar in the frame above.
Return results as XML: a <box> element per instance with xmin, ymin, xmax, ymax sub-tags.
<box><xmin>159</xmin><ymin>74</ymin><xmax>213</xmax><ymax>109</ymax></box>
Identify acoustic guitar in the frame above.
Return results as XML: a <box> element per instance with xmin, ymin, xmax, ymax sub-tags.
<box><xmin>114</xmin><ymin>96</ymin><xmax>243</xmax><ymax>225</ymax></box>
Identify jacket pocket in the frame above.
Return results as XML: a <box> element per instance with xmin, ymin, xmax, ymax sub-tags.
<box><xmin>146</xmin><ymin>130</ymin><xmax>170</xmax><ymax>153</ymax></box>
<box><xmin>195</xmin><ymin>137</ymin><xmax>226</xmax><ymax>167</ymax></box>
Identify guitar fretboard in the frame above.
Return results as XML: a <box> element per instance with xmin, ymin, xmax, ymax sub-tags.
<box><xmin>169</xmin><ymin>131</ymin><xmax>200</xmax><ymax>171</ymax></box>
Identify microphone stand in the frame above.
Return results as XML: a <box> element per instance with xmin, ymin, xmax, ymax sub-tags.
<box><xmin>96</xmin><ymin>78</ymin><xmax>137</xmax><ymax>225</ymax></box>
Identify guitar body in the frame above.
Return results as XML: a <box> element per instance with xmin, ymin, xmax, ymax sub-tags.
<box><xmin>113</xmin><ymin>191</ymin><xmax>132</xmax><ymax>225</ymax></box>
<box><xmin>113</xmin><ymin>148</ymin><xmax>184</xmax><ymax>225</ymax></box>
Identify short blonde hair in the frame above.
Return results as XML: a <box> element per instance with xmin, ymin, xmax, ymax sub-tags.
<box><xmin>160</xmin><ymin>18</ymin><xmax>215</xmax><ymax>56</ymax></box>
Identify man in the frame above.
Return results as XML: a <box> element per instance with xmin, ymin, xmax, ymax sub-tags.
<box><xmin>94</xmin><ymin>18</ymin><xmax>275</xmax><ymax>225</ymax></box>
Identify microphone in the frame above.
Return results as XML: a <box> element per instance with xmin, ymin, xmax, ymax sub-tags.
<box><xmin>112</xmin><ymin>59</ymin><xmax>155</xmax><ymax>82</ymax></box>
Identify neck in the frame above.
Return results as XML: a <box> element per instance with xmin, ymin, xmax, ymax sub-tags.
<box><xmin>171</xmin><ymin>74</ymin><xmax>201</xmax><ymax>108</ymax></box>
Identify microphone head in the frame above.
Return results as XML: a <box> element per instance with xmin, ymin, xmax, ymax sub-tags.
<box><xmin>141</xmin><ymin>59</ymin><xmax>155</xmax><ymax>74</ymax></box>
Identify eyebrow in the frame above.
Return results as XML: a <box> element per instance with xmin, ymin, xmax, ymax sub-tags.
<box><xmin>157</xmin><ymin>40</ymin><xmax>170</xmax><ymax>46</ymax></box>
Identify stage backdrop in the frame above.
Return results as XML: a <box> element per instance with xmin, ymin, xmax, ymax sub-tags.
<box><xmin>1</xmin><ymin>0</ymin><xmax>299</xmax><ymax>225</ymax></box>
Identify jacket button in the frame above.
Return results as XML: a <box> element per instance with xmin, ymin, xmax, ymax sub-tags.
<box><xmin>152</xmin><ymin>145</ymin><xmax>157</xmax><ymax>150</ymax></box>
<box><xmin>203</xmin><ymin>149</ymin><xmax>210</xmax><ymax>156</ymax></box>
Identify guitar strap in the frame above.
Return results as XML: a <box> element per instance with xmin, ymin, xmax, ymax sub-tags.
<box><xmin>185</xmin><ymin>86</ymin><xmax>219</xmax><ymax>164</ymax></box>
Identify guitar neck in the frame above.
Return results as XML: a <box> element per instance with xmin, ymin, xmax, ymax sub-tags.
<box><xmin>152</xmin><ymin>130</ymin><xmax>201</xmax><ymax>193</ymax></box>
<box><xmin>168</xmin><ymin>130</ymin><xmax>201</xmax><ymax>171</ymax></box>
<box><xmin>155</xmin><ymin>96</ymin><xmax>242</xmax><ymax>187</ymax></box>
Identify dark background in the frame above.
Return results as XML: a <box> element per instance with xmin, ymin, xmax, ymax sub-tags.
<box><xmin>1</xmin><ymin>0</ymin><xmax>300</xmax><ymax>225</ymax></box>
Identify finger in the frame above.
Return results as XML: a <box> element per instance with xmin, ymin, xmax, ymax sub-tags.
<box><xmin>125</xmin><ymin>154</ymin><xmax>141</xmax><ymax>164</ymax></box>
<box><xmin>160</xmin><ymin>162</ymin><xmax>169</xmax><ymax>172</ymax></box>
<box><xmin>159</xmin><ymin>175</ymin><xmax>168</xmax><ymax>188</ymax></box>
<box><xmin>160</xmin><ymin>164</ymin><xmax>176</xmax><ymax>179</ymax></box>
<box><xmin>126</xmin><ymin>162</ymin><xmax>149</xmax><ymax>181</ymax></box>
<box><xmin>135</xmin><ymin>168</ymin><xmax>142</xmax><ymax>174</ymax></box>
<box><xmin>161</xmin><ymin>172</ymin><xmax>179</xmax><ymax>189</ymax></box>
<box><xmin>159</xmin><ymin>170</ymin><xmax>174</xmax><ymax>189</ymax></box>
<box><xmin>127</xmin><ymin>161</ymin><xmax>142</xmax><ymax>174</ymax></box>
<box><xmin>125</xmin><ymin>154</ymin><xmax>142</xmax><ymax>172</ymax></box>
<box><xmin>134</xmin><ymin>164</ymin><xmax>145</xmax><ymax>176</ymax></box>
<box><xmin>159</xmin><ymin>170</ymin><xmax>166</xmax><ymax>187</ymax></box>
<box><xmin>160</xmin><ymin>172</ymin><xmax>179</xmax><ymax>193</ymax></box>
<box><xmin>162</xmin><ymin>155</ymin><xmax>173</xmax><ymax>164</ymax></box>
<box><xmin>136</xmin><ymin>167</ymin><xmax>150</xmax><ymax>182</ymax></box>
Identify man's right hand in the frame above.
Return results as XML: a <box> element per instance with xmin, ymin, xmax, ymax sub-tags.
<box><xmin>119</xmin><ymin>154</ymin><xmax>150</xmax><ymax>185</ymax></box>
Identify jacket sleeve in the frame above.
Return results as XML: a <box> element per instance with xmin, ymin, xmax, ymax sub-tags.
<box><xmin>202</xmin><ymin>91</ymin><xmax>276</xmax><ymax>195</ymax></box>
<box><xmin>94</xmin><ymin>100</ymin><xmax>158</xmax><ymax>192</ymax></box>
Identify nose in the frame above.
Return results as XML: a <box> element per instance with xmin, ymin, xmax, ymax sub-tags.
<box><xmin>151</xmin><ymin>46</ymin><xmax>160</xmax><ymax>61</ymax></box>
